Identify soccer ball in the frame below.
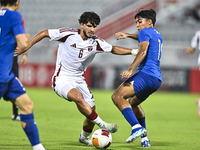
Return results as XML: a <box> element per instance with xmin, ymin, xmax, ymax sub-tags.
<box><xmin>92</xmin><ymin>129</ymin><xmax>112</xmax><ymax>149</ymax></box>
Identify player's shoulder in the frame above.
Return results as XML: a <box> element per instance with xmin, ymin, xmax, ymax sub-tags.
<box><xmin>12</xmin><ymin>10</ymin><xmax>21</xmax><ymax>15</ymax></box>
<box><xmin>1</xmin><ymin>9</ymin><xmax>20</xmax><ymax>17</ymax></box>
<box><xmin>141</xmin><ymin>27</ymin><xmax>156</xmax><ymax>33</ymax></box>
<box><xmin>1</xmin><ymin>10</ymin><xmax>21</xmax><ymax>25</ymax></box>
<box><xmin>59</xmin><ymin>27</ymin><xmax>79</xmax><ymax>33</ymax></box>
<box><xmin>139</xmin><ymin>28</ymin><xmax>150</xmax><ymax>35</ymax></box>
<box><xmin>138</xmin><ymin>28</ymin><xmax>151</xmax><ymax>39</ymax></box>
<box><xmin>141</xmin><ymin>28</ymin><xmax>161</xmax><ymax>36</ymax></box>
<box><xmin>194</xmin><ymin>30</ymin><xmax>200</xmax><ymax>36</ymax></box>
<box><xmin>92</xmin><ymin>35</ymin><xmax>105</xmax><ymax>42</ymax></box>
<box><xmin>10</xmin><ymin>10</ymin><xmax>21</xmax><ymax>18</ymax></box>
<box><xmin>8</xmin><ymin>10</ymin><xmax>22</xmax><ymax>23</ymax></box>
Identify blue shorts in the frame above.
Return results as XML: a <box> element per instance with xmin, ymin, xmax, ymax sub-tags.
<box><xmin>126</xmin><ymin>71</ymin><xmax>162</xmax><ymax>101</ymax></box>
<box><xmin>0</xmin><ymin>76</ymin><xmax>26</xmax><ymax>101</ymax></box>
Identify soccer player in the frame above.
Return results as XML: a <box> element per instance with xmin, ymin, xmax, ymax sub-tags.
<box><xmin>12</xmin><ymin>14</ymin><xmax>27</xmax><ymax>121</ymax></box>
<box><xmin>186</xmin><ymin>30</ymin><xmax>200</xmax><ymax>117</ymax></box>
<box><xmin>14</xmin><ymin>11</ymin><xmax>136</xmax><ymax>146</ymax></box>
<box><xmin>0</xmin><ymin>0</ymin><xmax>45</xmax><ymax>149</ymax></box>
<box><xmin>112</xmin><ymin>9</ymin><xmax>163</xmax><ymax>147</ymax></box>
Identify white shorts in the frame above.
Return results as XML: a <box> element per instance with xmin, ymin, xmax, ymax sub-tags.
<box><xmin>52</xmin><ymin>76</ymin><xmax>95</xmax><ymax>107</ymax></box>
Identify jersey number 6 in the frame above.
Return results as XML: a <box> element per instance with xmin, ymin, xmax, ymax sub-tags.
<box><xmin>78</xmin><ymin>49</ymin><xmax>83</xmax><ymax>58</ymax></box>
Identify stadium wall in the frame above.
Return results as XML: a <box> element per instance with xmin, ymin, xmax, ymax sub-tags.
<box><xmin>19</xmin><ymin>64</ymin><xmax>200</xmax><ymax>93</ymax></box>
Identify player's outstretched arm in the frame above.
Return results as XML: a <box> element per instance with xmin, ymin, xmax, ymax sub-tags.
<box><xmin>120</xmin><ymin>41</ymin><xmax>149</xmax><ymax>79</ymax></box>
<box><xmin>14</xmin><ymin>30</ymin><xmax>50</xmax><ymax>56</ymax></box>
<box><xmin>127</xmin><ymin>34</ymin><xmax>138</xmax><ymax>40</ymax></box>
<box><xmin>111</xmin><ymin>46</ymin><xmax>139</xmax><ymax>56</ymax></box>
<box><xmin>111</xmin><ymin>46</ymin><xmax>132</xmax><ymax>55</ymax></box>
<box><xmin>115</xmin><ymin>32</ymin><xmax>138</xmax><ymax>40</ymax></box>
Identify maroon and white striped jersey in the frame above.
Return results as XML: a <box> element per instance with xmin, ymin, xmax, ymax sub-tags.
<box><xmin>48</xmin><ymin>27</ymin><xmax>112</xmax><ymax>77</ymax></box>
<box><xmin>191</xmin><ymin>30</ymin><xmax>200</xmax><ymax>50</ymax></box>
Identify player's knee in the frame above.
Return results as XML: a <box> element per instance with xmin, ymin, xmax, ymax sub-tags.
<box><xmin>74</xmin><ymin>93</ymin><xmax>85</xmax><ymax>104</ymax></box>
<box><xmin>111</xmin><ymin>93</ymin><xmax>119</xmax><ymax>105</ymax></box>
<box><xmin>22</xmin><ymin>100</ymin><xmax>34</xmax><ymax>114</ymax></box>
<box><xmin>29</xmin><ymin>101</ymin><xmax>34</xmax><ymax>110</ymax></box>
<box><xmin>26</xmin><ymin>100</ymin><xmax>34</xmax><ymax>112</ymax></box>
<box><xmin>128</xmin><ymin>98</ymin><xmax>133</xmax><ymax>105</ymax></box>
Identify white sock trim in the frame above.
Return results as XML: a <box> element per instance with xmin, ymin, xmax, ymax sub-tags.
<box><xmin>132</xmin><ymin>124</ymin><xmax>142</xmax><ymax>130</ymax></box>
<box><xmin>32</xmin><ymin>143</ymin><xmax>45</xmax><ymax>150</ymax></box>
<box><xmin>141</xmin><ymin>137</ymin><xmax>149</xmax><ymax>142</ymax></box>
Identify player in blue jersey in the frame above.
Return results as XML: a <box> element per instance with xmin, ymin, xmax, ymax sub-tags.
<box><xmin>113</xmin><ymin>9</ymin><xmax>162</xmax><ymax>147</ymax></box>
<box><xmin>0</xmin><ymin>0</ymin><xmax>45</xmax><ymax>149</ymax></box>
<box><xmin>11</xmin><ymin>14</ymin><xmax>28</xmax><ymax>121</ymax></box>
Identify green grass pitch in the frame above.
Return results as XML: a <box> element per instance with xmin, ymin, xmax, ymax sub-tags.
<box><xmin>1</xmin><ymin>88</ymin><xmax>200</xmax><ymax>150</ymax></box>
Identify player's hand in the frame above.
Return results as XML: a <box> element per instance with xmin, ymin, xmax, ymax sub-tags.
<box><xmin>186</xmin><ymin>46</ymin><xmax>195</xmax><ymax>54</ymax></box>
<box><xmin>120</xmin><ymin>69</ymin><xmax>133</xmax><ymax>79</ymax></box>
<box><xmin>20</xmin><ymin>54</ymin><xmax>27</xmax><ymax>65</ymax></box>
<box><xmin>115</xmin><ymin>32</ymin><xmax>127</xmax><ymax>40</ymax></box>
<box><xmin>14</xmin><ymin>46</ymin><xmax>27</xmax><ymax>56</ymax></box>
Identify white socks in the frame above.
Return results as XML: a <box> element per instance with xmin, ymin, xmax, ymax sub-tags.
<box><xmin>92</xmin><ymin>116</ymin><xmax>106</xmax><ymax>128</ymax></box>
<box><xmin>81</xmin><ymin>129</ymin><xmax>91</xmax><ymax>139</ymax></box>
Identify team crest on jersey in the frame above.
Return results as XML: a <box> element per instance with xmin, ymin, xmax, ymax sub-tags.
<box><xmin>70</xmin><ymin>43</ymin><xmax>76</xmax><ymax>48</ymax></box>
<box><xmin>88</xmin><ymin>46</ymin><xmax>93</xmax><ymax>52</ymax></box>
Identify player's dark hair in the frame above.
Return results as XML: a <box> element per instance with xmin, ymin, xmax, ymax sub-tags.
<box><xmin>0</xmin><ymin>0</ymin><xmax>17</xmax><ymax>6</ymax></box>
<box><xmin>78</xmin><ymin>11</ymin><xmax>100</xmax><ymax>27</ymax></box>
<box><xmin>134</xmin><ymin>9</ymin><xmax>156</xmax><ymax>26</ymax></box>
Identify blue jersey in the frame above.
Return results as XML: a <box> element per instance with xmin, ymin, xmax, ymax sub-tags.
<box><xmin>137</xmin><ymin>27</ymin><xmax>162</xmax><ymax>81</ymax></box>
<box><xmin>0</xmin><ymin>9</ymin><xmax>25</xmax><ymax>83</ymax></box>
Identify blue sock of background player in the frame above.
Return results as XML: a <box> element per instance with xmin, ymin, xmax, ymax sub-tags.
<box><xmin>138</xmin><ymin>117</ymin><xmax>147</xmax><ymax>137</ymax></box>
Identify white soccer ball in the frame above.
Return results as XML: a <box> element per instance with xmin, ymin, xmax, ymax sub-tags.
<box><xmin>92</xmin><ymin>129</ymin><xmax>112</xmax><ymax>149</ymax></box>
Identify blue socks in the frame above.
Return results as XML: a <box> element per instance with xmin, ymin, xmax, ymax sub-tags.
<box><xmin>122</xmin><ymin>107</ymin><xmax>140</xmax><ymax>127</ymax></box>
<box><xmin>20</xmin><ymin>113</ymin><xmax>40</xmax><ymax>146</ymax></box>
<box><xmin>138</xmin><ymin>117</ymin><xmax>147</xmax><ymax>138</ymax></box>
<box><xmin>138</xmin><ymin>117</ymin><xmax>146</xmax><ymax>129</ymax></box>
<box><xmin>122</xmin><ymin>108</ymin><xmax>148</xmax><ymax>135</ymax></box>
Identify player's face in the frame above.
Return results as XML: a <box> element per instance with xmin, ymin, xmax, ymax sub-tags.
<box><xmin>135</xmin><ymin>17</ymin><xmax>153</xmax><ymax>31</ymax></box>
<box><xmin>81</xmin><ymin>22</ymin><xmax>97</xmax><ymax>39</ymax></box>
